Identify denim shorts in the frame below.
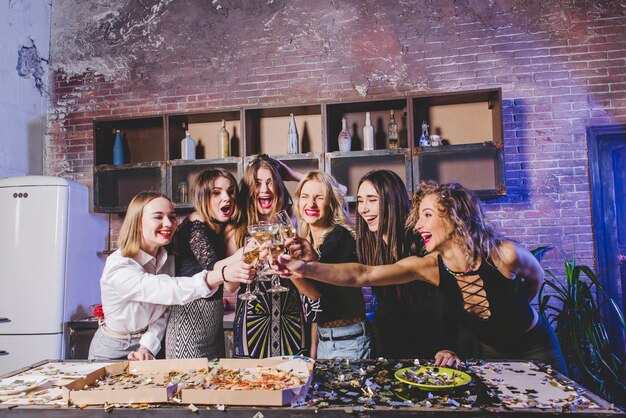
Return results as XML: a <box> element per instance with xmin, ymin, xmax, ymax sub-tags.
<box><xmin>316</xmin><ymin>321</ymin><xmax>371</xmax><ymax>359</ymax></box>
<box><xmin>88</xmin><ymin>328</ymin><xmax>142</xmax><ymax>360</ymax></box>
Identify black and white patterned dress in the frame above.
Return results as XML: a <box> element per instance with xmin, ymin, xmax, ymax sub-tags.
<box><xmin>232</xmin><ymin>278</ymin><xmax>307</xmax><ymax>358</ymax></box>
<box><xmin>166</xmin><ymin>219</ymin><xmax>225</xmax><ymax>359</ymax></box>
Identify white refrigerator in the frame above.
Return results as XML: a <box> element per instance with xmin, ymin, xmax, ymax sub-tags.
<box><xmin>0</xmin><ymin>176</ymin><xmax>108</xmax><ymax>375</ymax></box>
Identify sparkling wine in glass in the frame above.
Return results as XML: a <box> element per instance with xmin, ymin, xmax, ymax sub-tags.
<box><xmin>247</xmin><ymin>224</ymin><xmax>272</xmax><ymax>281</ymax></box>
<box><xmin>266</xmin><ymin>226</ymin><xmax>289</xmax><ymax>293</ymax></box>
<box><xmin>256</xmin><ymin>221</ymin><xmax>279</xmax><ymax>279</ymax></box>
<box><xmin>238</xmin><ymin>237</ymin><xmax>259</xmax><ymax>301</ymax></box>
<box><xmin>274</xmin><ymin>210</ymin><xmax>296</xmax><ymax>242</ymax></box>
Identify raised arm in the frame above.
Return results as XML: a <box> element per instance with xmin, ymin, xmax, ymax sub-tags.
<box><xmin>276</xmin><ymin>159</ymin><xmax>348</xmax><ymax>195</ymax></box>
<box><xmin>103</xmin><ymin>257</ymin><xmax>213</xmax><ymax>305</ymax></box>
<box><xmin>277</xmin><ymin>253</ymin><xmax>440</xmax><ymax>287</ymax></box>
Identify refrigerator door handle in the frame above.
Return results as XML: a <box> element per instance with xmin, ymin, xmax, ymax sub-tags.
<box><xmin>0</xmin><ymin>350</ymin><xmax>8</xmax><ymax>356</ymax></box>
<box><xmin>0</xmin><ymin>317</ymin><xmax>10</xmax><ymax>323</ymax></box>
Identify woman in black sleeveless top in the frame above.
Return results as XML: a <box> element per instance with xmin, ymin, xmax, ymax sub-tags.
<box><xmin>353</xmin><ymin>170</ymin><xmax>448</xmax><ymax>359</ymax></box>
<box><xmin>277</xmin><ymin>181</ymin><xmax>567</xmax><ymax>374</ymax></box>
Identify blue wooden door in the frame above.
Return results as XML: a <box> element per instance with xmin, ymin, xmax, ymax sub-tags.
<box><xmin>588</xmin><ymin>125</ymin><xmax>626</xmax><ymax>357</ymax></box>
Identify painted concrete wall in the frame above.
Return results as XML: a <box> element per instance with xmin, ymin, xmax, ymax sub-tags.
<box><xmin>0</xmin><ymin>0</ymin><xmax>51</xmax><ymax>178</ymax></box>
<box><xmin>46</xmin><ymin>0</ymin><xmax>626</xmax><ymax>276</ymax></box>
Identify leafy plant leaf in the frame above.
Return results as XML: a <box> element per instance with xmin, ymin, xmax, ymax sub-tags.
<box><xmin>537</xmin><ymin>253</ymin><xmax>625</xmax><ymax>406</ymax></box>
<box><xmin>530</xmin><ymin>246</ymin><xmax>552</xmax><ymax>262</ymax></box>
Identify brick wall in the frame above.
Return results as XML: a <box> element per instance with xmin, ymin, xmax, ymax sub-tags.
<box><xmin>47</xmin><ymin>0</ymin><xmax>626</xmax><ymax>281</ymax></box>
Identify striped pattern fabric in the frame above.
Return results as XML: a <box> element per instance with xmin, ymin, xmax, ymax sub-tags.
<box><xmin>166</xmin><ymin>298</ymin><xmax>225</xmax><ymax>359</ymax></box>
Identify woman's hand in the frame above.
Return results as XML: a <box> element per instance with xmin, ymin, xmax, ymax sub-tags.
<box><xmin>284</xmin><ymin>237</ymin><xmax>318</xmax><ymax>262</ymax></box>
<box><xmin>127</xmin><ymin>346</ymin><xmax>154</xmax><ymax>361</ymax></box>
<box><xmin>223</xmin><ymin>260</ymin><xmax>256</xmax><ymax>284</ymax></box>
<box><xmin>273</xmin><ymin>253</ymin><xmax>307</xmax><ymax>279</ymax></box>
<box><xmin>434</xmin><ymin>349</ymin><xmax>461</xmax><ymax>368</ymax></box>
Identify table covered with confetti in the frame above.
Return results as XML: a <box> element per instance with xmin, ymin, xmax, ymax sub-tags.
<box><xmin>0</xmin><ymin>359</ymin><xmax>623</xmax><ymax>417</ymax></box>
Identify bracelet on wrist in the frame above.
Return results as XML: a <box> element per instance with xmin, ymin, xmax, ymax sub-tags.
<box><xmin>221</xmin><ymin>265</ymin><xmax>229</xmax><ymax>282</ymax></box>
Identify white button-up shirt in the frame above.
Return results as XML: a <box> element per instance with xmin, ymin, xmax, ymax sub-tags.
<box><xmin>100</xmin><ymin>247</ymin><xmax>213</xmax><ymax>355</ymax></box>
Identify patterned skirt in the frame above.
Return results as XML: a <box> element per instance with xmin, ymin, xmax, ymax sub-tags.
<box><xmin>166</xmin><ymin>298</ymin><xmax>225</xmax><ymax>359</ymax></box>
<box><xmin>232</xmin><ymin>279</ymin><xmax>306</xmax><ymax>358</ymax></box>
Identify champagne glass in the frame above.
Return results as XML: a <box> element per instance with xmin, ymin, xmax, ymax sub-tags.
<box><xmin>247</xmin><ymin>224</ymin><xmax>272</xmax><ymax>281</ymax></box>
<box><xmin>238</xmin><ymin>237</ymin><xmax>259</xmax><ymax>301</ymax></box>
<box><xmin>266</xmin><ymin>225</ymin><xmax>289</xmax><ymax>293</ymax></box>
<box><xmin>255</xmin><ymin>221</ymin><xmax>279</xmax><ymax>279</ymax></box>
<box><xmin>274</xmin><ymin>210</ymin><xmax>295</xmax><ymax>242</ymax></box>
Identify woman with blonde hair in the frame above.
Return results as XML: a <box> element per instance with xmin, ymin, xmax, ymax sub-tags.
<box><xmin>166</xmin><ymin>168</ymin><xmax>252</xmax><ymax>359</ymax></box>
<box><xmin>290</xmin><ymin>171</ymin><xmax>370</xmax><ymax>359</ymax></box>
<box><xmin>88</xmin><ymin>191</ymin><xmax>254</xmax><ymax>361</ymax></box>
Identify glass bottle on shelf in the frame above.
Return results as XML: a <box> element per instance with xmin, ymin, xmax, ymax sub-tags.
<box><xmin>218</xmin><ymin>120</ymin><xmax>230</xmax><ymax>158</ymax></box>
<box><xmin>287</xmin><ymin>113</ymin><xmax>299</xmax><ymax>154</ymax></box>
<box><xmin>419</xmin><ymin>120</ymin><xmax>431</xmax><ymax>147</ymax></box>
<box><xmin>363</xmin><ymin>112</ymin><xmax>375</xmax><ymax>151</ymax></box>
<box><xmin>181</xmin><ymin>131</ymin><xmax>196</xmax><ymax>160</ymax></box>
<box><xmin>388</xmin><ymin>110</ymin><xmax>398</xmax><ymax>149</ymax></box>
<box><xmin>112</xmin><ymin>129</ymin><xmax>124</xmax><ymax>165</ymax></box>
<box><xmin>338</xmin><ymin>117</ymin><xmax>352</xmax><ymax>152</ymax></box>
<box><xmin>178</xmin><ymin>181</ymin><xmax>188</xmax><ymax>203</ymax></box>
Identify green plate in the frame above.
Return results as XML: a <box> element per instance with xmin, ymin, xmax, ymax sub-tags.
<box><xmin>394</xmin><ymin>366</ymin><xmax>472</xmax><ymax>391</ymax></box>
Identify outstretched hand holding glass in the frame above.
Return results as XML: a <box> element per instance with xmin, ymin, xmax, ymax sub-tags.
<box><xmin>266</xmin><ymin>229</ymin><xmax>289</xmax><ymax>293</ymax></box>
<box><xmin>238</xmin><ymin>236</ymin><xmax>260</xmax><ymax>301</ymax></box>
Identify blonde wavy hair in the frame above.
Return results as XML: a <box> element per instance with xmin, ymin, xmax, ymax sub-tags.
<box><xmin>118</xmin><ymin>192</ymin><xmax>172</xmax><ymax>258</ymax></box>
<box><xmin>407</xmin><ymin>181</ymin><xmax>503</xmax><ymax>266</ymax></box>
<box><xmin>294</xmin><ymin>171</ymin><xmax>354</xmax><ymax>248</ymax></box>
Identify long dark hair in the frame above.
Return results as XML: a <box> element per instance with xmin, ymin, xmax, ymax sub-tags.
<box><xmin>356</xmin><ymin>170</ymin><xmax>424</xmax><ymax>303</ymax></box>
<box><xmin>191</xmin><ymin>168</ymin><xmax>246</xmax><ymax>248</ymax></box>
<box><xmin>356</xmin><ymin>170</ymin><xmax>416</xmax><ymax>265</ymax></box>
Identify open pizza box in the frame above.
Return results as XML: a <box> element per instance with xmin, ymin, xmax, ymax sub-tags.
<box><xmin>63</xmin><ymin>357</ymin><xmax>314</xmax><ymax>406</ymax></box>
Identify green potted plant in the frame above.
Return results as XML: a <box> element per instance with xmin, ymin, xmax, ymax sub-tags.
<box><xmin>534</xmin><ymin>249</ymin><xmax>625</xmax><ymax>407</ymax></box>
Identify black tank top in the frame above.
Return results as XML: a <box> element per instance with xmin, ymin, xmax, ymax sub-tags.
<box><xmin>308</xmin><ymin>226</ymin><xmax>365</xmax><ymax>324</ymax></box>
<box><xmin>437</xmin><ymin>255</ymin><xmax>534</xmax><ymax>347</ymax></box>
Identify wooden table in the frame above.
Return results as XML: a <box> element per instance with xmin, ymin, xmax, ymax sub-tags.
<box><xmin>0</xmin><ymin>359</ymin><xmax>623</xmax><ymax>417</ymax></box>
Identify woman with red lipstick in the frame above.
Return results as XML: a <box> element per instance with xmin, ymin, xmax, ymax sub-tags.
<box><xmin>233</xmin><ymin>154</ymin><xmax>308</xmax><ymax>358</ymax></box>
<box><xmin>278</xmin><ymin>181</ymin><xmax>567</xmax><ymax>373</ymax></box>
<box><xmin>290</xmin><ymin>171</ymin><xmax>371</xmax><ymax>359</ymax></box>
<box><xmin>353</xmin><ymin>170</ymin><xmax>449</xmax><ymax>360</ymax></box>
<box><xmin>88</xmin><ymin>192</ymin><xmax>255</xmax><ymax>361</ymax></box>
<box><xmin>166</xmin><ymin>169</ymin><xmax>250</xmax><ymax>359</ymax></box>
<box><xmin>239</xmin><ymin>154</ymin><xmax>296</xmax><ymax>224</ymax></box>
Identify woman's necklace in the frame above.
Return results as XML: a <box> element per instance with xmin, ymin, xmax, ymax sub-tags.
<box><xmin>442</xmin><ymin>261</ymin><xmax>475</xmax><ymax>277</ymax></box>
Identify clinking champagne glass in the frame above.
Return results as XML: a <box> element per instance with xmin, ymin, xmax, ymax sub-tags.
<box><xmin>265</xmin><ymin>230</ymin><xmax>289</xmax><ymax>293</ymax></box>
<box><xmin>247</xmin><ymin>223</ymin><xmax>273</xmax><ymax>282</ymax></box>
<box><xmin>274</xmin><ymin>210</ymin><xmax>295</xmax><ymax>245</ymax></box>
<box><xmin>238</xmin><ymin>237</ymin><xmax>259</xmax><ymax>301</ymax></box>
<box><xmin>256</xmin><ymin>221</ymin><xmax>279</xmax><ymax>279</ymax></box>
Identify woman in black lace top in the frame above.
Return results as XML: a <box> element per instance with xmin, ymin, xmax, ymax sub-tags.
<box><xmin>166</xmin><ymin>169</ymin><xmax>253</xmax><ymax>359</ymax></box>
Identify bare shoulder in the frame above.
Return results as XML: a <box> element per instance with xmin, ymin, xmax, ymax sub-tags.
<box><xmin>496</xmin><ymin>240</ymin><xmax>521</xmax><ymax>265</ymax></box>
<box><xmin>494</xmin><ymin>240</ymin><xmax>539</xmax><ymax>279</ymax></box>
